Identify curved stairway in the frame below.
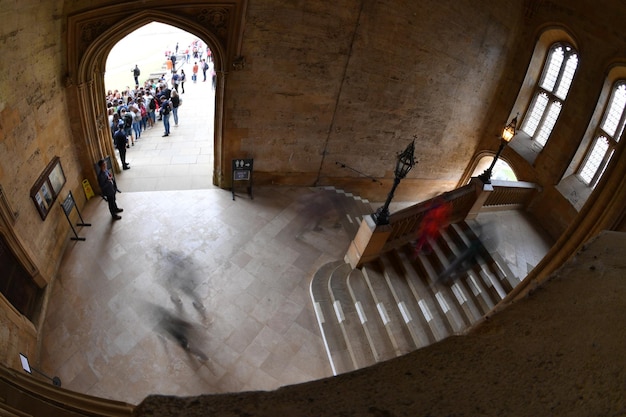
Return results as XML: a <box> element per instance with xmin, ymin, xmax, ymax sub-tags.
<box><xmin>311</xmin><ymin>212</ymin><xmax>521</xmax><ymax>375</ymax></box>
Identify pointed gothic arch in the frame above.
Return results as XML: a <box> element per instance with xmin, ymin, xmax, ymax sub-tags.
<box><xmin>464</xmin><ymin>150</ymin><xmax>520</xmax><ymax>184</ymax></box>
<box><xmin>65</xmin><ymin>2</ymin><xmax>247</xmax><ymax>189</ymax></box>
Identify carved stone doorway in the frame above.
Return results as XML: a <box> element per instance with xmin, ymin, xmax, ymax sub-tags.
<box><xmin>65</xmin><ymin>2</ymin><xmax>247</xmax><ymax>190</ymax></box>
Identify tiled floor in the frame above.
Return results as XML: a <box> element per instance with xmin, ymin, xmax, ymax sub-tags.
<box><xmin>40</xmin><ymin>185</ymin><xmax>346</xmax><ymax>404</ymax></box>
<box><xmin>37</xmin><ymin>65</ymin><xmax>555</xmax><ymax>405</ymax></box>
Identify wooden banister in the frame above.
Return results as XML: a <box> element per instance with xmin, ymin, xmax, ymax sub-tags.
<box><xmin>346</xmin><ymin>178</ymin><xmax>540</xmax><ymax>268</ymax></box>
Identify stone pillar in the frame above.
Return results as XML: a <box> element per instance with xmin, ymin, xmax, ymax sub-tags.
<box><xmin>345</xmin><ymin>215</ymin><xmax>393</xmax><ymax>269</ymax></box>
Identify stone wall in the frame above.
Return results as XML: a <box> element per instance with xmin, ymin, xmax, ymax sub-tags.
<box><xmin>226</xmin><ymin>0</ymin><xmax>518</xmax><ymax>200</ymax></box>
<box><xmin>0</xmin><ymin>0</ymin><xmax>84</xmax><ymax>365</ymax></box>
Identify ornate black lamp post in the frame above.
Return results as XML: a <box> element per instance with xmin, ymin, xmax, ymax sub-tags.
<box><xmin>478</xmin><ymin>115</ymin><xmax>518</xmax><ymax>184</ymax></box>
<box><xmin>372</xmin><ymin>140</ymin><xmax>417</xmax><ymax>225</ymax></box>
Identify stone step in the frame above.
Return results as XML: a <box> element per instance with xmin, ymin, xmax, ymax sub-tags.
<box><xmin>320</xmin><ymin>187</ymin><xmax>373</xmax><ymax>237</ymax></box>
<box><xmin>453</xmin><ymin>222</ymin><xmax>512</xmax><ymax>296</ymax></box>
<box><xmin>446</xmin><ymin>224</ymin><xmax>503</xmax><ymax>305</ymax></box>
<box><xmin>347</xmin><ymin>268</ymin><xmax>397</xmax><ymax>363</ymax></box>
<box><xmin>415</xmin><ymin>251</ymin><xmax>467</xmax><ymax>334</ymax></box>
<box><xmin>309</xmin><ymin>186</ymin><xmax>521</xmax><ymax>375</ymax></box>
<box><xmin>397</xmin><ymin>246</ymin><xmax>452</xmax><ymax>341</ymax></box>
<box><xmin>434</xmin><ymin>229</ymin><xmax>485</xmax><ymax>323</ymax></box>
<box><xmin>328</xmin><ymin>262</ymin><xmax>376</xmax><ymax>370</ymax></box>
<box><xmin>379</xmin><ymin>252</ymin><xmax>436</xmax><ymax>348</ymax></box>
<box><xmin>309</xmin><ymin>260</ymin><xmax>353</xmax><ymax>375</ymax></box>
<box><xmin>361</xmin><ymin>261</ymin><xmax>417</xmax><ymax>356</ymax></box>
<box><xmin>427</xmin><ymin>233</ymin><xmax>476</xmax><ymax>328</ymax></box>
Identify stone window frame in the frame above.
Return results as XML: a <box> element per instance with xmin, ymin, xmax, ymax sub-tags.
<box><xmin>520</xmin><ymin>43</ymin><xmax>579</xmax><ymax>147</ymax></box>
<box><xmin>576</xmin><ymin>81</ymin><xmax>625</xmax><ymax>187</ymax></box>
<box><xmin>557</xmin><ymin>70</ymin><xmax>626</xmax><ymax>211</ymax></box>
<box><xmin>508</xmin><ymin>29</ymin><xmax>579</xmax><ymax>165</ymax></box>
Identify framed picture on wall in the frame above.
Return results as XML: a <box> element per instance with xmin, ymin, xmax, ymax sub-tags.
<box><xmin>33</xmin><ymin>190</ymin><xmax>48</xmax><ymax>219</ymax></box>
<box><xmin>30</xmin><ymin>157</ymin><xmax>66</xmax><ymax>221</ymax></box>
<box><xmin>48</xmin><ymin>160</ymin><xmax>66</xmax><ymax>195</ymax></box>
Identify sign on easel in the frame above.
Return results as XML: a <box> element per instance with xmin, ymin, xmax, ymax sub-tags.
<box><xmin>232</xmin><ymin>158</ymin><xmax>253</xmax><ymax>201</ymax></box>
<box><xmin>61</xmin><ymin>191</ymin><xmax>91</xmax><ymax>241</ymax></box>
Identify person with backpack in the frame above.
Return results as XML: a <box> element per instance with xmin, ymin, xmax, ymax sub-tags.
<box><xmin>120</xmin><ymin>108</ymin><xmax>134</xmax><ymax>146</ymax></box>
<box><xmin>201</xmin><ymin>59</ymin><xmax>208</xmax><ymax>82</ymax></box>
<box><xmin>171</xmin><ymin>70</ymin><xmax>180</xmax><ymax>92</ymax></box>
<box><xmin>159</xmin><ymin>96</ymin><xmax>172</xmax><ymax>137</ymax></box>
<box><xmin>146</xmin><ymin>94</ymin><xmax>156</xmax><ymax>128</ymax></box>
<box><xmin>112</xmin><ymin>121</ymin><xmax>130</xmax><ymax>170</ymax></box>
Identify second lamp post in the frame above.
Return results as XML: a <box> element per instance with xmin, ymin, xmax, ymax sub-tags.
<box><xmin>372</xmin><ymin>140</ymin><xmax>417</xmax><ymax>226</ymax></box>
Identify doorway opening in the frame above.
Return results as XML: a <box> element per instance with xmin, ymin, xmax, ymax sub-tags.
<box><xmin>103</xmin><ymin>22</ymin><xmax>216</xmax><ymax>192</ymax></box>
<box><xmin>471</xmin><ymin>156</ymin><xmax>518</xmax><ymax>181</ymax></box>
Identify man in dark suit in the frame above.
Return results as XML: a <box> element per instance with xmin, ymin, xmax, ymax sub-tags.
<box><xmin>97</xmin><ymin>159</ymin><xmax>123</xmax><ymax>220</ymax></box>
<box><xmin>113</xmin><ymin>121</ymin><xmax>130</xmax><ymax>170</ymax></box>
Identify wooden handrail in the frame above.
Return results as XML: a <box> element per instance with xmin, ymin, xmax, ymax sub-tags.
<box><xmin>384</xmin><ymin>179</ymin><xmax>540</xmax><ymax>253</ymax></box>
<box><xmin>483</xmin><ymin>180</ymin><xmax>540</xmax><ymax>209</ymax></box>
<box><xmin>345</xmin><ymin>178</ymin><xmax>541</xmax><ymax>268</ymax></box>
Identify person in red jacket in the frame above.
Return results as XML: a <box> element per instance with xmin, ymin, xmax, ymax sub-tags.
<box><xmin>414</xmin><ymin>197</ymin><xmax>450</xmax><ymax>255</ymax></box>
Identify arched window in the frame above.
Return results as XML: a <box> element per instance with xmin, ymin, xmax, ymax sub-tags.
<box><xmin>521</xmin><ymin>43</ymin><xmax>579</xmax><ymax>147</ymax></box>
<box><xmin>578</xmin><ymin>82</ymin><xmax>625</xmax><ymax>187</ymax></box>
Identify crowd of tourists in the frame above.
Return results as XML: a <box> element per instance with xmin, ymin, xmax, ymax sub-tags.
<box><xmin>104</xmin><ymin>41</ymin><xmax>215</xmax><ymax>167</ymax></box>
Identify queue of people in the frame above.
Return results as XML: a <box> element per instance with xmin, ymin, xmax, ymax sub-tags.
<box><xmin>105</xmin><ymin>70</ymin><xmax>184</xmax><ymax>147</ymax></box>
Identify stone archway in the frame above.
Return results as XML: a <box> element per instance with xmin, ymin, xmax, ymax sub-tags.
<box><xmin>65</xmin><ymin>2</ymin><xmax>247</xmax><ymax>190</ymax></box>
<box><xmin>470</xmin><ymin>154</ymin><xmax>519</xmax><ymax>181</ymax></box>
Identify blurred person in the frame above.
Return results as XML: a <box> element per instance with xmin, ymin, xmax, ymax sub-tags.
<box><xmin>414</xmin><ymin>196</ymin><xmax>450</xmax><ymax>255</ymax></box>
<box><xmin>437</xmin><ymin>223</ymin><xmax>498</xmax><ymax>284</ymax></box>
<box><xmin>151</xmin><ymin>304</ymin><xmax>208</xmax><ymax>361</ymax></box>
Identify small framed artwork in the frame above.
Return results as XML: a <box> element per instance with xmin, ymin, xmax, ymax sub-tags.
<box><xmin>48</xmin><ymin>159</ymin><xmax>66</xmax><ymax>195</ymax></box>
<box><xmin>30</xmin><ymin>157</ymin><xmax>66</xmax><ymax>221</ymax></box>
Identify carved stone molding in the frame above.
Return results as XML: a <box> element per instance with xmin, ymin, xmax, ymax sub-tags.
<box><xmin>183</xmin><ymin>7</ymin><xmax>230</xmax><ymax>42</ymax></box>
<box><xmin>77</xmin><ymin>19</ymin><xmax>116</xmax><ymax>62</ymax></box>
<box><xmin>0</xmin><ymin>184</ymin><xmax>18</xmax><ymax>224</ymax></box>
<box><xmin>524</xmin><ymin>0</ymin><xmax>545</xmax><ymax>20</ymax></box>
<box><xmin>71</xmin><ymin>4</ymin><xmax>238</xmax><ymax>72</ymax></box>
<box><xmin>232</xmin><ymin>55</ymin><xmax>246</xmax><ymax>71</ymax></box>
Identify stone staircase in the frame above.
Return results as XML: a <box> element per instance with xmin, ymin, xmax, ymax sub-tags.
<box><xmin>310</xmin><ymin>191</ymin><xmax>521</xmax><ymax>375</ymax></box>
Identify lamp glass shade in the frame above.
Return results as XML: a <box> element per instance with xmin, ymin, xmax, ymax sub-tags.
<box><xmin>502</xmin><ymin>116</ymin><xmax>518</xmax><ymax>143</ymax></box>
<box><xmin>394</xmin><ymin>141</ymin><xmax>416</xmax><ymax>179</ymax></box>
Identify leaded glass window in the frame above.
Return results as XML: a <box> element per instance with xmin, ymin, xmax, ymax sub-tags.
<box><xmin>521</xmin><ymin>44</ymin><xmax>578</xmax><ymax>147</ymax></box>
<box><xmin>578</xmin><ymin>82</ymin><xmax>625</xmax><ymax>187</ymax></box>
